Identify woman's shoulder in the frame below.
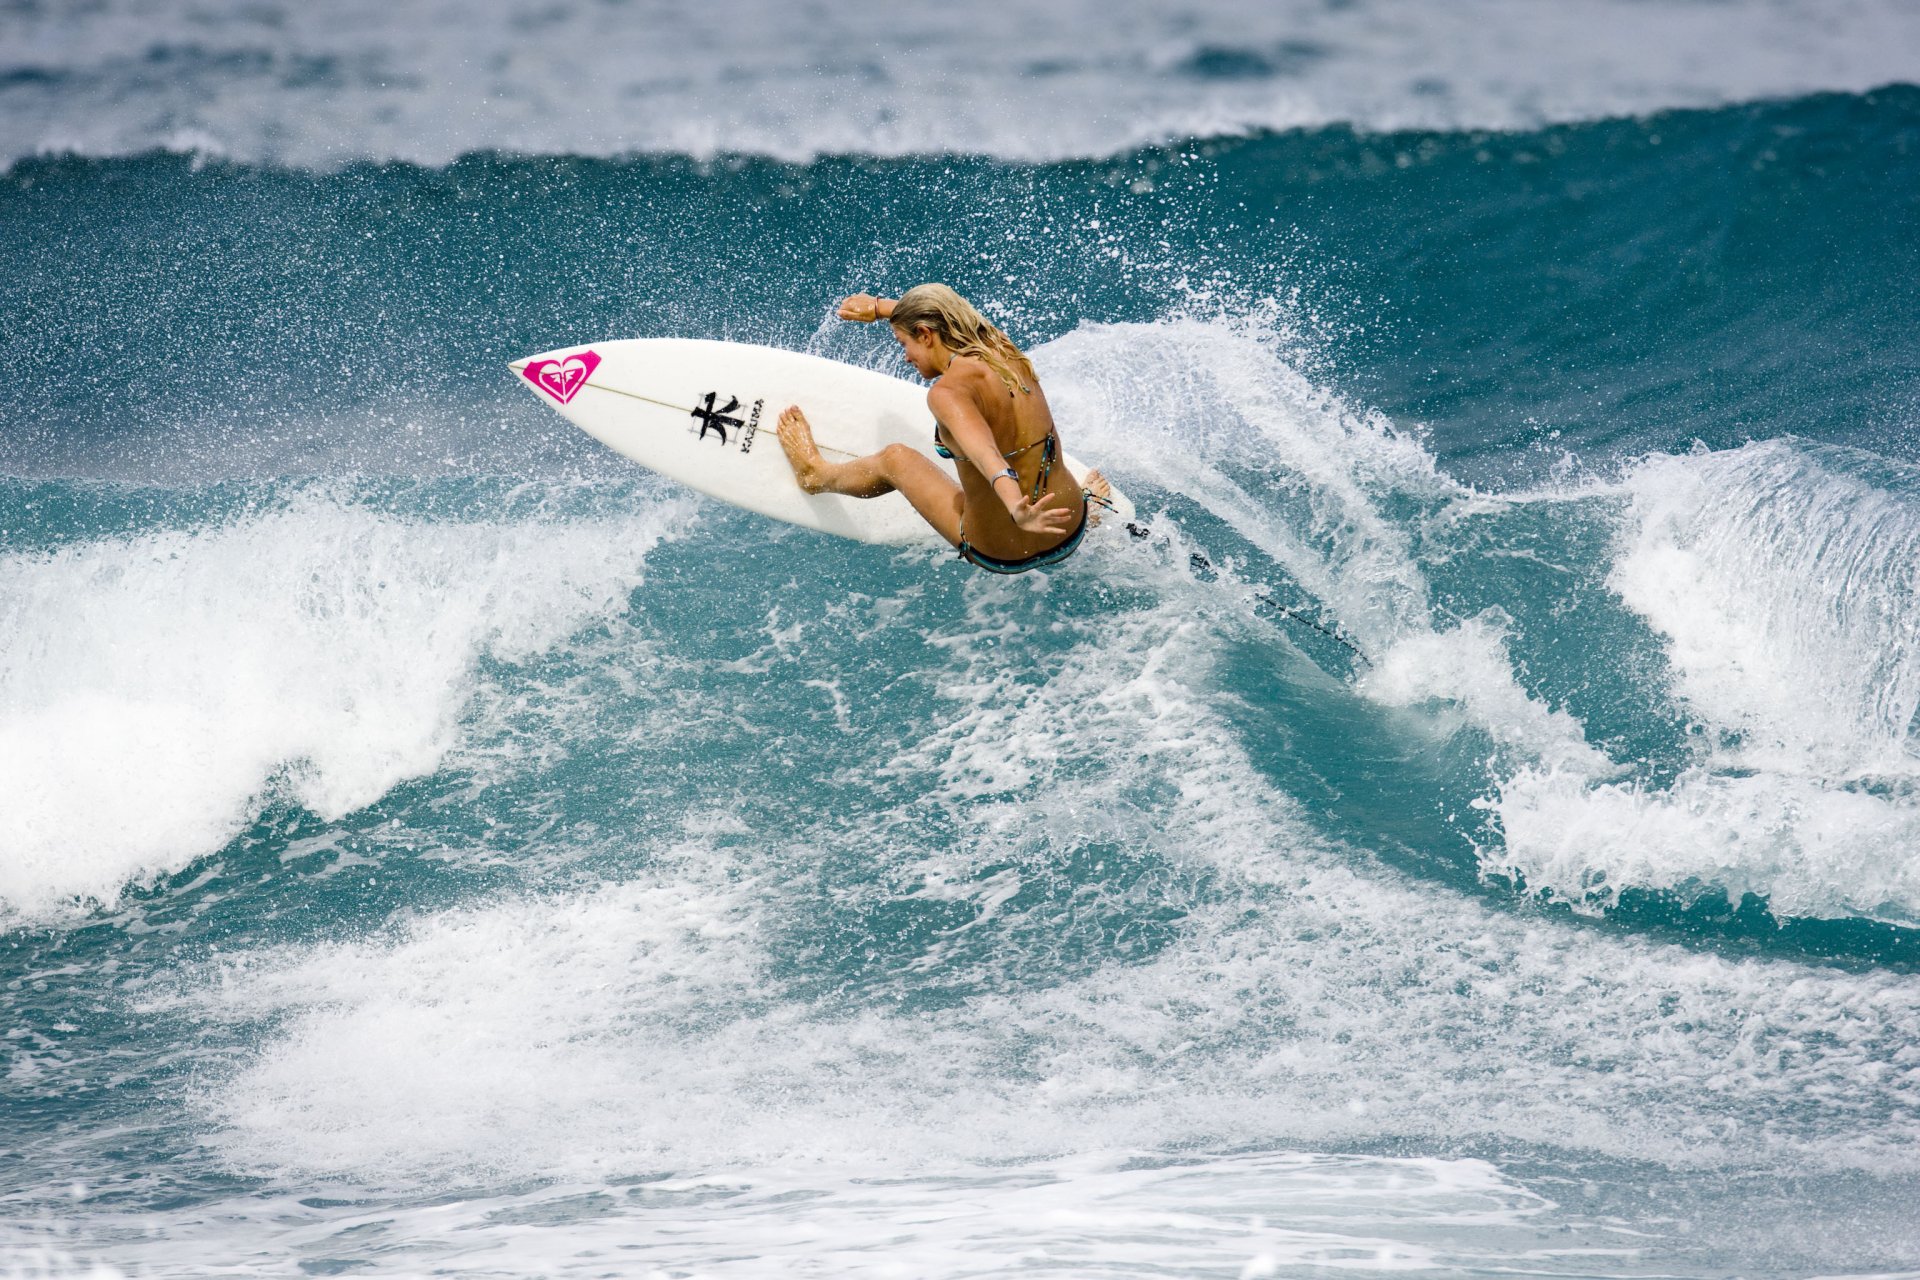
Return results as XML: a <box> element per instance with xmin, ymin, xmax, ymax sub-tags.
<box><xmin>947</xmin><ymin>354</ymin><xmax>1034</xmax><ymax>398</ymax></box>
<box><xmin>944</xmin><ymin>353</ymin><xmax>994</xmax><ymax>383</ymax></box>
<box><xmin>927</xmin><ymin>358</ymin><xmax>989</xmax><ymax>401</ymax></box>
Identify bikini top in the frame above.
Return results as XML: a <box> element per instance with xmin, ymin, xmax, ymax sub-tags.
<box><xmin>934</xmin><ymin>423</ymin><xmax>1057</xmax><ymax>502</ymax></box>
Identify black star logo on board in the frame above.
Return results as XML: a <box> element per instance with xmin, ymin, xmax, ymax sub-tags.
<box><xmin>691</xmin><ymin>392</ymin><xmax>745</xmax><ymax>444</ymax></box>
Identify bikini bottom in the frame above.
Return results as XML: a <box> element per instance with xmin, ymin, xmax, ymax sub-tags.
<box><xmin>956</xmin><ymin>491</ymin><xmax>1093</xmax><ymax>575</ymax></box>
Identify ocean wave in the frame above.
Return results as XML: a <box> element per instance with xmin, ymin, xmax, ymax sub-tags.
<box><xmin>3</xmin><ymin>0</ymin><xmax>1917</xmax><ymax>167</ymax></box>
<box><xmin>0</xmin><ymin>1149</ymin><xmax>1591</xmax><ymax>1278</ymax></box>
<box><xmin>1047</xmin><ymin>317</ymin><xmax>1920</xmax><ymax>929</ymax></box>
<box><xmin>1486</xmin><ymin>441</ymin><xmax>1920</xmax><ymax>924</ymax></box>
<box><xmin>0</xmin><ymin>480</ymin><xmax>689</xmax><ymax>921</ymax></box>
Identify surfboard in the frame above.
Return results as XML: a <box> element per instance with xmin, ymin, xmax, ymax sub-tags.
<box><xmin>508</xmin><ymin>338</ymin><xmax>1133</xmax><ymax>546</ymax></box>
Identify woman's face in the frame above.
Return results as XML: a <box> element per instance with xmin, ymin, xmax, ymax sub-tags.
<box><xmin>892</xmin><ymin>323</ymin><xmax>947</xmax><ymax>379</ymax></box>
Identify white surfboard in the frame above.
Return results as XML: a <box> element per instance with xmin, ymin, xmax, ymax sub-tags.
<box><xmin>508</xmin><ymin>338</ymin><xmax>1133</xmax><ymax>546</ymax></box>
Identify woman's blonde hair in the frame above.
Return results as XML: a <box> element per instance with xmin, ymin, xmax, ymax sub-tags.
<box><xmin>889</xmin><ymin>284</ymin><xmax>1037</xmax><ymax>394</ymax></box>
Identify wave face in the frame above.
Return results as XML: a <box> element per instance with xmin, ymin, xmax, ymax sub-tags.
<box><xmin>5</xmin><ymin>75</ymin><xmax>1920</xmax><ymax>1280</ymax></box>
<box><xmin>2</xmin><ymin>0</ymin><xmax>1919</xmax><ymax>165</ymax></box>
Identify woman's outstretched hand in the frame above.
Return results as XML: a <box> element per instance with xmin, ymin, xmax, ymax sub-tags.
<box><xmin>1008</xmin><ymin>489</ymin><xmax>1075</xmax><ymax>538</ymax></box>
<box><xmin>836</xmin><ymin>293</ymin><xmax>882</xmax><ymax>323</ymax></box>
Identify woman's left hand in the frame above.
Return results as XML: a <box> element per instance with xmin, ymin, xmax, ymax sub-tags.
<box><xmin>1008</xmin><ymin>490</ymin><xmax>1075</xmax><ymax>537</ymax></box>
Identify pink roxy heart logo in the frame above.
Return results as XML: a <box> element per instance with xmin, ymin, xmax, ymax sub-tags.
<box><xmin>523</xmin><ymin>350</ymin><xmax>601</xmax><ymax>404</ymax></box>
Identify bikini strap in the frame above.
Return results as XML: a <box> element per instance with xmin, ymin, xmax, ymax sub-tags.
<box><xmin>1031</xmin><ymin>431</ymin><xmax>1057</xmax><ymax>501</ymax></box>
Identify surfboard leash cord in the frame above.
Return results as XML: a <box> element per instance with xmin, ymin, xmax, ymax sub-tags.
<box><xmin>1123</xmin><ymin>521</ymin><xmax>1373</xmax><ymax>668</ymax></box>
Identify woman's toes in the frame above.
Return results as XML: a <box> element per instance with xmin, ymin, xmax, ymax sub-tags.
<box><xmin>1083</xmin><ymin>468</ymin><xmax>1111</xmax><ymax>525</ymax></box>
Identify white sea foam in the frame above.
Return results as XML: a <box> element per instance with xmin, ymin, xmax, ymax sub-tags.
<box><xmin>1492</xmin><ymin>765</ymin><xmax>1920</xmax><ymax>922</ymax></box>
<box><xmin>1361</xmin><ymin>614</ymin><xmax>1612</xmax><ymax>775</ymax></box>
<box><xmin>169</xmin><ymin>565</ymin><xmax>1920</xmax><ymax>1196</ymax></box>
<box><xmin>1041</xmin><ymin>310</ymin><xmax>1444</xmax><ymax>650</ymax></box>
<box><xmin>4</xmin><ymin>1150</ymin><xmax>1581</xmax><ymax>1278</ymax></box>
<box><xmin>180</xmin><ymin>853</ymin><xmax>767</xmax><ymax>1180</ymax></box>
<box><xmin>1489</xmin><ymin>441</ymin><xmax>1920</xmax><ymax>921</ymax></box>
<box><xmin>1040</xmin><ymin>313</ymin><xmax>1607</xmax><ymax>774</ymax></box>
<box><xmin>1612</xmin><ymin>445</ymin><xmax>1920</xmax><ymax>776</ymax></box>
<box><xmin>0</xmin><ymin>486</ymin><xmax>687</xmax><ymax>921</ymax></box>
<box><xmin>3</xmin><ymin>0</ymin><xmax>1917</xmax><ymax>167</ymax></box>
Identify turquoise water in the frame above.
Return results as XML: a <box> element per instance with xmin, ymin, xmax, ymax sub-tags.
<box><xmin>5</xmin><ymin>14</ymin><xmax>1920</xmax><ymax>1275</ymax></box>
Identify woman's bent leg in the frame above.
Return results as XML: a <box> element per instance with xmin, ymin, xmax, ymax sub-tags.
<box><xmin>779</xmin><ymin>409</ymin><xmax>965</xmax><ymax>547</ymax></box>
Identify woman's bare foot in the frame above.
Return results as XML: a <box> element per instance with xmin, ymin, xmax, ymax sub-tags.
<box><xmin>1082</xmin><ymin>468</ymin><xmax>1112</xmax><ymax>526</ymax></box>
<box><xmin>778</xmin><ymin>406</ymin><xmax>831</xmax><ymax>494</ymax></box>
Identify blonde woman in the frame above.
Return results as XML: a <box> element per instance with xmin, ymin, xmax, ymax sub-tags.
<box><xmin>776</xmin><ymin>284</ymin><xmax>1109</xmax><ymax>574</ymax></box>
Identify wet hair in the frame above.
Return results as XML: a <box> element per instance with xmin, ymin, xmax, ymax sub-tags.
<box><xmin>889</xmin><ymin>284</ymin><xmax>1037</xmax><ymax>394</ymax></box>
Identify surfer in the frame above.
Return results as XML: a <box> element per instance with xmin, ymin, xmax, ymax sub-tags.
<box><xmin>776</xmin><ymin>284</ymin><xmax>1109</xmax><ymax>574</ymax></box>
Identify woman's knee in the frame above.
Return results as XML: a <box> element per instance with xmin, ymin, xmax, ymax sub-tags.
<box><xmin>878</xmin><ymin>442</ymin><xmax>923</xmax><ymax>475</ymax></box>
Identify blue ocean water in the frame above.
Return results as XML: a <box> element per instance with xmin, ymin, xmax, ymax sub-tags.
<box><xmin>5</xmin><ymin>3</ymin><xmax>1920</xmax><ymax>1275</ymax></box>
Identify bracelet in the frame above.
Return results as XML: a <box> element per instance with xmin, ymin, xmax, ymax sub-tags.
<box><xmin>989</xmin><ymin>468</ymin><xmax>1020</xmax><ymax>488</ymax></box>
